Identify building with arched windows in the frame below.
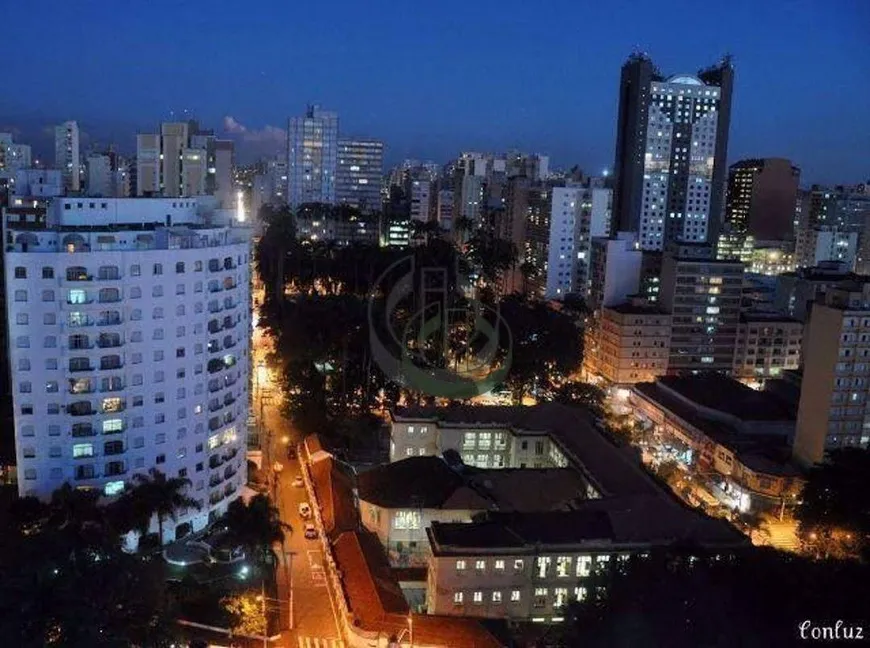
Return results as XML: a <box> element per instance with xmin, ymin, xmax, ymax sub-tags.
<box><xmin>3</xmin><ymin>197</ymin><xmax>251</xmax><ymax>543</ymax></box>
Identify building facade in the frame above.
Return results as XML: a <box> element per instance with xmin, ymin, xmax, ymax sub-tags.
<box><xmin>659</xmin><ymin>244</ymin><xmax>744</xmax><ymax>373</ymax></box>
<box><xmin>793</xmin><ymin>283</ymin><xmax>870</xmax><ymax>465</ymax></box>
<box><xmin>3</xmin><ymin>198</ymin><xmax>251</xmax><ymax>541</ymax></box>
<box><xmin>732</xmin><ymin>313</ymin><xmax>802</xmax><ymax>382</ymax></box>
<box><xmin>287</xmin><ymin>105</ymin><xmax>339</xmax><ymax>209</ymax></box>
<box><xmin>336</xmin><ymin>138</ymin><xmax>384</xmax><ymax>214</ymax></box>
<box><xmin>795</xmin><ymin>227</ymin><xmax>858</xmax><ymax>271</ymax></box>
<box><xmin>724</xmin><ymin>158</ymin><xmax>800</xmax><ymax>240</ymax></box>
<box><xmin>586</xmin><ymin>301</ymin><xmax>671</xmax><ymax>385</ymax></box>
<box><xmin>54</xmin><ymin>121</ymin><xmax>81</xmax><ymax>193</ymax></box>
<box><xmin>545</xmin><ymin>183</ymin><xmax>612</xmax><ymax>299</ymax></box>
<box><xmin>612</xmin><ymin>54</ymin><xmax>734</xmax><ymax>251</ymax></box>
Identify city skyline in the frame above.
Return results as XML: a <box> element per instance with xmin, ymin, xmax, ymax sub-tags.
<box><xmin>0</xmin><ymin>0</ymin><xmax>867</xmax><ymax>184</ymax></box>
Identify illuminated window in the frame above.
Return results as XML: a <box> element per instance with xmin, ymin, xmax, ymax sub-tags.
<box><xmin>73</xmin><ymin>443</ymin><xmax>94</xmax><ymax>458</ymax></box>
<box><xmin>455</xmin><ymin>560</ymin><xmax>466</xmax><ymax>571</ymax></box>
<box><xmin>393</xmin><ymin>510</ymin><xmax>421</xmax><ymax>530</ymax></box>
<box><xmin>453</xmin><ymin>592</ymin><xmax>463</xmax><ymax>604</ymax></box>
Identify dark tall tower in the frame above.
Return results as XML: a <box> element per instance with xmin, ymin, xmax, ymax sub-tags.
<box><xmin>724</xmin><ymin>158</ymin><xmax>800</xmax><ymax>240</ymax></box>
<box><xmin>611</xmin><ymin>54</ymin><xmax>735</xmax><ymax>251</ymax></box>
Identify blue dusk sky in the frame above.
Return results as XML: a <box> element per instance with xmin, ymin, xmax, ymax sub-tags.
<box><xmin>0</xmin><ymin>0</ymin><xmax>867</xmax><ymax>184</ymax></box>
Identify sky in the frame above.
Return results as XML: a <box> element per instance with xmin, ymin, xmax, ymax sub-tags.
<box><xmin>1</xmin><ymin>0</ymin><xmax>867</xmax><ymax>185</ymax></box>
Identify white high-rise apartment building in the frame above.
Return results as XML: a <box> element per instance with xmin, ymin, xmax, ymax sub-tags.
<box><xmin>4</xmin><ymin>198</ymin><xmax>251</xmax><ymax>542</ymax></box>
<box><xmin>287</xmin><ymin>105</ymin><xmax>339</xmax><ymax>209</ymax></box>
<box><xmin>545</xmin><ymin>183</ymin><xmax>612</xmax><ymax>299</ymax></box>
<box><xmin>55</xmin><ymin>121</ymin><xmax>81</xmax><ymax>193</ymax></box>
<box><xmin>409</xmin><ymin>179</ymin><xmax>431</xmax><ymax>222</ymax></box>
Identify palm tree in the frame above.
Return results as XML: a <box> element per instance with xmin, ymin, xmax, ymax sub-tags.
<box><xmin>130</xmin><ymin>468</ymin><xmax>201</xmax><ymax>545</ymax></box>
<box><xmin>222</xmin><ymin>494</ymin><xmax>288</xmax><ymax>565</ymax></box>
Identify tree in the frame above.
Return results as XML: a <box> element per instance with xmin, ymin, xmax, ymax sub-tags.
<box><xmin>552</xmin><ymin>548</ymin><xmax>870</xmax><ymax>648</ymax></box>
<box><xmin>222</xmin><ymin>494</ymin><xmax>288</xmax><ymax>565</ymax></box>
<box><xmin>221</xmin><ymin>593</ymin><xmax>267</xmax><ymax>637</ymax></box>
<box><xmin>486</xmin><ymin>295</ymin><xmax>583</xmax><ymax>403</ymax></box>
<box><xmin>553</xmin><ymin>381</ymin><xmax>605</xmax><ymax>416</ymax></box>
<box><xmin>795</xmin><ymin>448</ymin><xmax>870</xmax><ymax>560</ymax></box>
<box><xmin>0</xmin><ymin>484</ymin><xmax>178</xmax><ymax>646</ymax></box>
<box><xmin>130</xmin><ymin>468</ymin><xmax>200</xmax><ymax>545</ymax></box>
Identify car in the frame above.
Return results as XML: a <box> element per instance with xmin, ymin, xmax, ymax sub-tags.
<box><xmin>292</xmin><ymin>475</ymin><xmax>304</xmax><ymax>488</ymax></box>
<box><xmin>304</xmin><ymin>523</ymin><xmax>317</xmax><ymax>540</ymax></box>
<box><xmin>298</xmin><ymin>502</ymin><xmax>312</xmax><ymax>519</ymax></box>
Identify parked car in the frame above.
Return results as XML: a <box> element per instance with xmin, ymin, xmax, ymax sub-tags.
<box><xmin>304</xmin><ymin>523</ymin><xmax>318</xmax><ymax>540</ymax></box>
<box><xmin>298</xmin><ymin>502</ymin><xmax>312</xmax><ymax>519</ymax></box>
<box><xmin>292</xmin><ymin>475</ymin><xmax>304</xmax><ymax>488</ymax></box>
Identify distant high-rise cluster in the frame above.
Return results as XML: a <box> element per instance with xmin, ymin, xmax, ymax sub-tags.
<box><xmin>136</xmin><ymin>121</ymin><xmax>234</xmax><ymax>205</ymax></box>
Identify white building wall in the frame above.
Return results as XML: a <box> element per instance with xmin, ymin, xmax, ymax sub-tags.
<box><xmin>4</xmin><ymin>200</ymin><xmax>251</xmax><ymax>542</ymax></box>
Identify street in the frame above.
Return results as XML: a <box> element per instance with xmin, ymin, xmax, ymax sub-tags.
<box><xmin>252</xmin><ymin>293</ymin><xmax>344</xmax><ymax>648</ymax></box>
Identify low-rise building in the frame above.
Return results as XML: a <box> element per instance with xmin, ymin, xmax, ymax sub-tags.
<box><xmin>357</xmin><ymin>456</ymin><xmax>588</xmax><ymax>566</ymax></box>
<box><xmin>426</xmin><ymin>500</ymin><xmax>743</xmax><ymax>621</ymax></box>
<box><xmin>732</xmin><ymin>313</ymin><xmax>803</xmax><ymax>382</ymax></box>
<box><xmin>390</xmin><ymin>404</ymin><xmax>745</xmax><ymax>622</ymax></box>
<box><xmin>631</xmin><ymin>376</ymin><xmax>801</xmax><ymax>510</ymax></box>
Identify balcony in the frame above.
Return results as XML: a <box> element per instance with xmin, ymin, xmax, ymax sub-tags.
<box><xmin>97</xmin><ymin>336</ymin><xmax>123</xmax><ymax>349</ymax></box>
<box><xmin>71</xmin><ymin>423</ymin><xmax>95</xmax><ymax>438</ymax></box>
<box><xmin>209</xmin><ymin>474</ymin><xmax>225</xmax><ymax>488</ymax></box>
<box><xmin>100</xmin><ymin>358</ymin><xmax>123</xmax><ymax>371</ymax></box>
<box><xmin>68</xmin><ymin>403</ymin><xmax>95</xmax><ymax>416</ymax></box>
<box><xmin>209</xmin><ymin>491</ymin><xmax>226</xmax><ymax>505</ymax></box>
<box><xmin>208</xmin><ymin>417</ymin><xmax>223</xmax><ymax>431</ymax></box>
<box><xmin>97</xmin><ymin>315</ymin><xmax>122</xmax><ymax>326</ymax></box>
<box><xmin>223</xmin><ymin>447</ymin><xmax>239</xmax><ymax>462</ymax></box>
<box><xmin>103</xmin><ymin>442</ymin><xmax>125</xmax><ymax>456</ymax></box>
<box><xmin>104</xmin><ymin>462</ymin><xmax>126</xmax><ymax>477</ymax></box>
<box><xmin>209</xmin><ymin>454</ymin><xmax>225</xmax><ymax>469</ymax></box>
<box><xmin>75</xmin><ymin>467</ymin><xmax>97</xmax><ymax>481</ymax></box>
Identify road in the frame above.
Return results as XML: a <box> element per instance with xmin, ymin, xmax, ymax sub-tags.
<box><xmin>252</xmin><ymin>294</ymin><xmax>344</xmax><ymax>648</ymax></box>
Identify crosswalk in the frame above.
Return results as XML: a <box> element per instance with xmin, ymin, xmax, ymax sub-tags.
<box><xmin>297</xmin><ymin>637</ymin><xmax>344</xmax><ymax>648</ymax></box>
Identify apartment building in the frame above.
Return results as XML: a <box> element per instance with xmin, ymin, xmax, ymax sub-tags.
<box><xmin>793</xmin><ymin>282</ymin><xmax>870</xmax><ymax>465</ymax></box>
<box><xmin>585</xmin><ymin>299</ymin><xmax>671</xmax><ymax>385</ymax></box>
<box><xmin>4</xmin><ymin>198</ymin><xmax>251</xmax><ymax>542</ymax></box>
<box><xmin>732</xmin><ymin>313</ymin><xmax>802</xmax><ymax>381</ymax></box>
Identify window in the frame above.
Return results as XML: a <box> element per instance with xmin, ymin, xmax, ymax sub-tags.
<box><xmin>153</xmin><ymin>263</ymin><xmax>163</xmax><ymax>275</ymax></box>
<box><xmin>472</xmin><ymin>591</ymin><xmax>483</xmax><ymax>604</ymax></box>
<box><xmin>152</xmin><ymin>285</ymin><xmax>164</xmax><ymax>297</ymax></box>
<box><xmin>130</xmin><ymin>264</ymin><xmax>141</xmax><ymax>276</ymax></box>
<box><xmin>393</xmin><ymin>510</ymin><xmax>421</xmax><ymax>530</ymax></box>
<box><xmin>41</xmin><ymin>290</ymin><xmax>54</xmax><ymax>302</ymax></box>
<box><xmin>130</xmin><ymin>287</ymin><xmax>141</xmax><ymax>299</ymax></box>
<box><xmin>17</xmin><ymin>358</ymin><xmax>30</xmax><ymax>371</ymax></box>
<box><xmin>194</xmin><ymin>260</ymin><xmax>203</xmax><ymax>272</ymax></box>
<box><xmin>42</xmin><ymin>267</ymin><xmax>54</xmax><ymax>279</ymax></box>
<box><xmin>455</xmin><ymin>560</ymin><xmax>467</xmax><ymax>571</ymax></box>
<box><xmin>16</xmin><ymin>313</ymin><xmax>28</xmax><ymax>325</ymax></box>
<box><xmin>556</xmin><ymin>556</ymin><xmax>571</xmax><ymax>577</ymax></box>
<box><xmin>576</xmin><ymin>556</ymin><xmax>592</xmax><ymax>578</ymax></box>
<box><xmin>16</xmin><ymin>336</ymin><xmax>29</xmax><ymax>348</ymax></box>
<box><xmin>475</xmin><ymin>560</ymin><xmax>486</xmax><ymax>571</ymax></box>
<box><xmin>453</xmin><ymin>592</ymin><xmax>464</xmax><ymax>605</ymax></box>
<box><xmin>536</xmin><ymin>556</ymin><xmax>552</xmax><ymax>578</ymax></box>
<box><xmin>176</xmin><ymin>262</ymin><xmax>185</xmax><ymax>274</ymax></box>
<box><xmin>153</xmin><ymin>307</ymin><xmax>164</xmax><ymax>319</ymax></box>
<box><xmin>156</xmin><ymin>454</ymin><xmax>165</xmax><ymax>464</ymax></box>
<box><xmin>511</xmin><ymin>590</ymin><xmax>521</xmax><ymax>602</ymax></box>
<box><xmin>494</xmin><ymin>559</ymin><xmax>505</xmax><ymax>571</ymax></box>
<box><xmin>492</xmin><ymin>591</ymin><xmax>502</xmax><ymax>603</ymax></box>
<box><xmin>14</xmin><ymin>267</ymin><xmax>26</xmax><ymax>279</ymax></box>
<box><xmin>73</xmin><ymin>443</ymin><xmax>94</xmax><ymax>458</ymax></box>
<box><xmin>44</xmin><ymin>313</ymin><xmax>56</xmax><ymax>325</ymax></box>
<box><xmin>15</xmin><ymin>289</ymin><xmax>27</xmax><ymax>302</ymax></box>
<box><xmin>514</xmin><ymin>559</ymin><xmax>524</xmax><ymax>571</ymax></box>
<box><xmin>533</xmin><ymin>588</ymin><xmax>548</xmax><ymax>608</ymax></box>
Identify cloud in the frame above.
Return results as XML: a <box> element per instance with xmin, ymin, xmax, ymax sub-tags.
<box><xmin>222</xmin><ymin>116</ymin><xmax>285</xmax><ymax>144</ymax></box>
